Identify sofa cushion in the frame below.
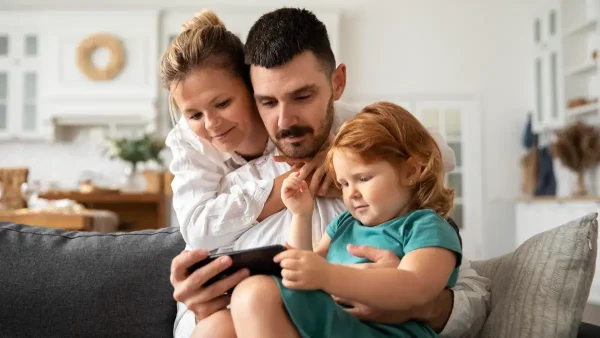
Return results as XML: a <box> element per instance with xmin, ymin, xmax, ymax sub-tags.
<box><xmin>471</xmin><ymin>212</ymin><xmax>598</xmax><ymax>338</ymax></box>
<box><xmin>0</xmin><ymin>222</ymin><xmax>186</xmax><ymax>338</ymax></box>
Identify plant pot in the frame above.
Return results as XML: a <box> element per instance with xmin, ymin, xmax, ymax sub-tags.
<box><xmin>121</xmin><ymin>164</ymin><xmax>145</xmax><ymax>192</ymax></box>
<box><xmin>142</xmin><ymin>170</ymin><xmax>164</xmax><ymax>193</ymax></box>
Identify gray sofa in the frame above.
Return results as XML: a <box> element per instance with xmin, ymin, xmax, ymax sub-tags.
<box><xmin>1</xmin><ymin>213</ymin><xmax>599</xmax><ymax>337</ymax></box>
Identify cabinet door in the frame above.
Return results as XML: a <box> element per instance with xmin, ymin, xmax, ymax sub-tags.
<box><xmin>545</xmin><ymin>40</ymin><xmax>565</xmax><ymax>129</ymax></box>
<box><xmin>0</xmin><ymin>29</ymin><xmax>14</xmax><ymax>138</ymax></box>
<box><xmin>532</xmin><ymin>1</ymin><xmax>563</xmax><ymax>133</ymax></box>
<box><xmin>532</xmin><ymin>48</ymin><xmax>546</xmax><ymax>132</ymax></box>
<box><xmin>414</xmin><ymin>100</ymin><xmax>483</xmax><ymax>260</ymax></box>
<box><xmin>15</xmin><ymin>68</ymin><xmax>39</xmax><ymax>137</ymax></box>
<box><xmin>0</xmin><ymin>27</ymin><xmax>42</xmax><ymax>140</ymax></box>
<box><xmin>533</xmin><ymin>0</ymin><xmax>560</xmax><ymax>47</ymax></box>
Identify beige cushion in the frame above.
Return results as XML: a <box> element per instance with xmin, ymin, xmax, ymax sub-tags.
<box><xmin>471</xmin><ymin>212</ymin><xmax>598</xmax><ymax>338</ymax></box>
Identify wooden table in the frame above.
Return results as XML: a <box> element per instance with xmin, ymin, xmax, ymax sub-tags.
<box><xmin>0</xmin><ymin>211</ymin><xmax>93</xmax><ymax>231</ymax></box>
<box><xmin>39</xmin><ymin>191</ymin><xmax>168</xmax><ymax>231</ymax></box>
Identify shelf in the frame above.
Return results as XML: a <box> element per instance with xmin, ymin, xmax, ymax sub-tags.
<box><xmin>566</xmin><ymin>61</ymin><xmax>597</xmax><ymax>77</ymax></box>
<box><xmin>564</xmin><ymin>18</ymin><xmax>598</xmax><ymax>37</ymax></box>
<box><xmin>566</xmin><ymin>102</ymin><xmax>599</xmax><ymax>117</ymax></box>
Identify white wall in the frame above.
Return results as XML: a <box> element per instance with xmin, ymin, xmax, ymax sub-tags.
<box><xmin>0</xmin><ymin>0</ymin><xmax>534</xmax><ymax>259</ymax></box>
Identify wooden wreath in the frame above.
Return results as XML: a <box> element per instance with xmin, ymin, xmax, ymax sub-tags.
<box><xmin>76</xmin><ymin>33</ymin><xmax>125</xmax><ymax>81</ymax></box>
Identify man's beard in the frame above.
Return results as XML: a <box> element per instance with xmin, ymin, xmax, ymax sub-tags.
<box><xmin>274</xmin><ymin>97</ymin><xmax>334</xmax><ymax>158</ymax></box>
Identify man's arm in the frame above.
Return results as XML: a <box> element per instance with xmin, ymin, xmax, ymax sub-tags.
<box><xmin>342</xmin><ymin>246</ymin><xmax>490</xmax><ymax>337</ymax></box>
<box><xmin>438</xmin><ymin>257</ymin><xmax>491</xmax><ymax>338</ymax></box>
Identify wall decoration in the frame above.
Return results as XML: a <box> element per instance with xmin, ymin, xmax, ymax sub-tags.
<box><xmin>76</xmin><ymin>33</ymin><xmax>126</xmax><ymax>81</ymax></box>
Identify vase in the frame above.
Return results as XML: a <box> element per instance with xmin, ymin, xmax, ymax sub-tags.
<box><xmin>121</xmin><ymin>164</ymin><xmax>145</xmax><ymax>192</ymax></box>
<box><xmin>573</xmin><ymin>170</ymin><xmax>588</xmax><ymax>196</ymax></box>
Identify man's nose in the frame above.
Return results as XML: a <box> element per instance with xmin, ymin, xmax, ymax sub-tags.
<box><xmin>277</xmin><ymin>105</ymin><xmax>298</xmax><ymax>130</ymax></box>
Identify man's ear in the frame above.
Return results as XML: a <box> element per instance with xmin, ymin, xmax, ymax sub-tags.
<box><xmin>401</xmin><ymin>157</ymin><xmax>422</xmax><ymax>187</ymax></box>
<box><xmin>331</xmin><ymin>63</ymin><xmax>347</xmax><ymax>100</ymax></box>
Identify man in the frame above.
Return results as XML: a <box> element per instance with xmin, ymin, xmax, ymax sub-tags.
<box><xmin>171</xmin><ymin>8</ymin><xmax>490</xmax><ymax>338</ymax></box>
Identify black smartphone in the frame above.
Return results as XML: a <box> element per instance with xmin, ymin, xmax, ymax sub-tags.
<box><xmin>187</xmin><ymin>244</ymin><xmax>287</xmax><ymax>287</ymax></box>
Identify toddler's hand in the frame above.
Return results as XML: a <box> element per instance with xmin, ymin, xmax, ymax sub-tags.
<box><xmin>274</xmin><ymin>249</ymin><xmax>330</xmax><ymax>290</ymax></box>
<box><xmin>281</xmin><ymin>172</ymin><xmax>314</xmax><ymax>216</ymax></box>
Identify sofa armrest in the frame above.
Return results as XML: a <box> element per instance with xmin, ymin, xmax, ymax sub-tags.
<box><xmin>579</xmin><ymin>322</ymin><xmax>600</xmax><ymax>338</ymax></box>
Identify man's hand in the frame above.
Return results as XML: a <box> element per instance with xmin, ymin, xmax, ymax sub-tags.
<box><xmin>332</xmin><ymin>289</ymin><xmax>452</xmax><ymax>331</ymax></box>
<box><xmin>274</xmin><ymin>249</ymin><xmax>331</xmax><ymax>290</ymax></box>
<box><xmin>170</xmin><ymin>249</ymin><xmax>250</xmax><ymax>321</ymax></box>
<box><xmin>332</xmin><ymin>295</ymin><xmax>412</xmax><ymax>324</ymax></box>
<box><xmin>345</xmin><ymin>244</ymin><xmax>401</xmax><ymax>269</ymax></box>
<box><xmin>273</xmin><ymin>133</ymin><xmax>336</xmax><ymax>197</ymax></box>
<box><xmin>340</xmin><ymin>244</ymin><xmax>453</xmax><ymax>332</ymax></box>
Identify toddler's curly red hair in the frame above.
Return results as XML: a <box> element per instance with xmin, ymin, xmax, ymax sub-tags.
<box><xmin>325</xmin><ymin>101</ymin><xmax>454</xmax><ymax>217</ymax></box>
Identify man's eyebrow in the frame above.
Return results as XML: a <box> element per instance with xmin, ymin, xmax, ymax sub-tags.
<box><xmin>254</xmin><ymin>93</ymin><xmax>274</xmax><ymax>101</ymax></box>
<box><xmin>254</xmin><ymin>84</ymin><xmax>317</xmax><ymax>101</ymax></box>
<box><xmin>289</xmin><ymin>84</ymin><xmax>317</xmax><ymax>96</ymax></box>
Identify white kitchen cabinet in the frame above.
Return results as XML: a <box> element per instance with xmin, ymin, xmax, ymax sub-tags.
<box><xmin>0</xmin><ymin>18</ymin><xmax>45</xmax><ymax>141</ymax></box>
<box><xmin>516</xmin><ymin>199</ymin><xmax>600</xmax><ymax>305</ymax></box>
<box><xmin>532</xmin><ymin>0</ymin><xmax>600</xmax><ymax>132</ymax></box>
<box><xmin>532</xmin><ymin>0</ymin><xmax>566</xmax><ymax>132</ymax></box>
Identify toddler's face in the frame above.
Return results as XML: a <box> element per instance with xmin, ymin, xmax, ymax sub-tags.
<box><xmin>332</xmin><ymin>150</ymin><xmax>412</xmax><ymax>226</ymax></box>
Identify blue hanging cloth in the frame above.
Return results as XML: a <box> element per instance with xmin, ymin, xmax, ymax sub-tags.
<box><xmin>534</xmin><ymin>147</ymin><xmax>557</xmax><ymax>196</ymax></box>
<box><xmin>522</xmin><ymin>112</ymin><xmax>538</xmax><ymax>149</ymax></box>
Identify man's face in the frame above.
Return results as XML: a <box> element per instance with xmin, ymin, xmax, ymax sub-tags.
<box><xmin>250</xmin><ymin>51</ymin><xmax>346</xmax><ymax>158</ymax></box>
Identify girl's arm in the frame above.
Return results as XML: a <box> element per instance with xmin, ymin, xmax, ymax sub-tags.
<box><xmin>287</xmin><ymin>214</ymin><xmax>313</xmax><ymax>250</ymax></box>
<box><xmin>323</xmin><ymin>247</ymin><xmax>456</xmax><ymax>311</ymax></box>
<box><xmin>286</xmin><ymin>212</ymin><xmax>332</xmax><ymax>254</ymax></box>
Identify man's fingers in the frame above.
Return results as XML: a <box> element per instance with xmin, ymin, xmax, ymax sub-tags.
<box><xmin>318</xmin><ymin>174</ymin><xmax>333</xmax><ymax>196</ymax></box>
<box><xmin>170</xmin><ymin>249</ymin><xmax>209</xmax><ymax>285</ymax></box>
<box><xmin>309</xmin><ymin>166</ymin><xmax>325</xmax><ymax>195</ymax></box>
<box><xmin>332</xmin><ymin>295</ymin><xmax>353</xmax><ymax>305</ymax></box>
<box><xmin>187</xmin><ymin>255</ymin><xmax>232</xmax><ymax>287</ymax></box>
<box><xmin>298</xmin><ymin>160</ymin><xmax>318</xmax><ymax>180</ymax></box>
<box><xmin>346</xmin><ymin>244</ymin><xmax>384</xmax><ymax>261</ymax></box>
<box><xmin>187</xmin><ymin>294</ymin><xmax>232</xmax><ymax>320</ymax></box>
<box><xmin>199</xmin><ymin>268</ymin><xmax>250</xmax><ymax>302</ymax></box>
<box><xmin>344</xmin><ymin>306</ymin><xmax>366</xmax><ymax>319</ymax></box>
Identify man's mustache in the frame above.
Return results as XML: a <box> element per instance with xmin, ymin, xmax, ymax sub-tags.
<box><xmin>276</xmin><ymin>126</ymin><xmax>313</xmax><ymax>139</ymax></box>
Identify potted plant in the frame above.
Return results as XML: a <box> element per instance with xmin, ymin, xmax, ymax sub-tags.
<box><xmin>105</xmin><ymin>134</ymin><xmax>166</xmax><ymax>191</ymax></box>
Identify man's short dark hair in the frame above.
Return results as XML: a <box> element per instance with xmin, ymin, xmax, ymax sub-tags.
<box><xmin>244</xmin><ymin>8</ymin><xmax>336</xmax><ymax>75</ymax></box>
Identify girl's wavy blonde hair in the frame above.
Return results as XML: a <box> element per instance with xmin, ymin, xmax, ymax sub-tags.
<box><xmin>325</xmin><ymin>101</ymin><xmax>454</xmax><ymax>217</ymax></box>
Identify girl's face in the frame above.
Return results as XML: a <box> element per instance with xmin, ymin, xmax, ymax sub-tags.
<box><xmin>332</xmin><ymin>150</ymin><xmax>418</xmax><ymax>226</ymax></box>
<box><xmin>171</xmin><ymin>67</ymin><xmax>265</xmax><ymax>154</ymax></box>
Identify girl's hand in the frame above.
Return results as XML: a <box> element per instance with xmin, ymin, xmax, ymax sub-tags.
<box><xmin>281</xmin><ymin>172</ymin><xmax>314</xmax><ymax>216</ymax></box>
<box><xmin>274</xmin><ymin>132</ymin><xmax>336</xmax><ymax>197</ymax></box>
<box><xmin>274</xmin><ymin>249</ymin><xmax>331</xmax><ymax>290</ymax></box>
